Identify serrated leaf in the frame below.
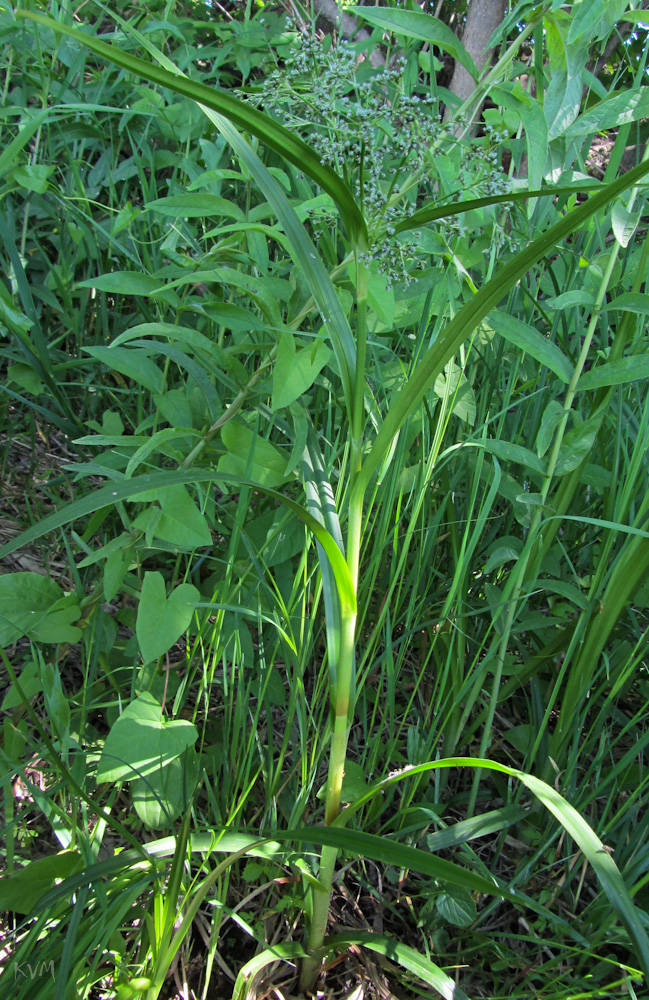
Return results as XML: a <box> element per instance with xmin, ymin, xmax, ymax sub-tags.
<box><xmin>436</xmin><ymin>887</ymin><xmax>477</xmax><ymax>927</ymax></box>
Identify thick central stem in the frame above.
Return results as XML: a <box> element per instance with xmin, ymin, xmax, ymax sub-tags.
<box><xmin>300</xmin><ymin>256</ymin><xmax>369</xmax><ymax>992</ymax></box>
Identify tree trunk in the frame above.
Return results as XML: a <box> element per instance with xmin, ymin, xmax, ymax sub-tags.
<box><xmin>311</xmin><ymin>0</ymin><xmax>385</xmax><ymax>68</ymax></box>
<box><xmin>443</xmin><ymin>0</ymin><xmax>508</xmax><ymax>126</ymax></box>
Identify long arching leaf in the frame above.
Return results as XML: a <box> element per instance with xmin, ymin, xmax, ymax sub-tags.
<box><xmin>333</xmin><ymin>757</ymin><xmax>649</xmax><ymax>979</ymax></box>
<box><xmin>355</xmin><ymin>157</ymin><xmax>649</xmax><ymax>499</ymax></box>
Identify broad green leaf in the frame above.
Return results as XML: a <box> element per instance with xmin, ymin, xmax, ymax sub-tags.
<box><xmin>611</xmin><ymin>201</ymin><xmax>641</xmax><ymax>248</ymax></box>
<box><xmin>12</xmin><ymin>163</ymin><xmax>55</xmax><ymax>193</ymax></box>
<box><xmin>136</xmin><ymin>572</ymin><xmax>199</xmax><ymax>663</ymax></box>
<box><xmin>96</xmin><ymin>691</ymin><xmax>198</xmax><ymax>783</ymax></box>
<box><xmin>603</xmin><ymin>293</ymin><xmax>649</xmax><ymax>314</ymax></box>
<box><xmin>518</xmin><ymin>99</ymin><xmax>548</xmax><ymax>196</ymax></box>
<box><xmin>491</xmin><ymin>312</ymin><xmax>572</xmax><ymax>383</ymax></box>
<box><xmin>317</xmin><ymin>760</ymin><xmax>367</xmax><ymax>803</ymax></box>
<box><xmin>0</xmin><ymin>573</ymin><xmax>81</xmax><ymax>646</ymax></box>
<box><xmin>272</xmin><ymin>332</ymin><xmax>332</xmax><ymax>410</ymax></box>
<box><xmin>555</xmin><ymin>412</ymin><xmax>603</xmax><ymax>475</ymax></box>
<box><xmin>434</xmin><ymin>364</ymin><xmax>476</xmax><ymax>425</ymax></box>
<box><xmin>564</xmin><ymin>88</ymin><xmax>649</xmax><ymax>138</ymax></box>
<box><xmin>0</xmin><ymin>470</ymin><xmax>356</xmax><ymax>616</ymax></box>
<box><xmin>77</xmin><ymin>272</ymin><xmax>161</xmax><ymax>295</ymax></box>
<box><xmin>350</xmin><ymin>7</ymin><xmax>478</xmax><ymax>79</ymax></box>
<box><xmin>436</xmin><ymin>887</ymin><xmax>477</xmax><ymax>928</ymax></box>
<box><xmin>1</xmin><ymin>660</ymin><xmax>41</xmax><ymax>710</ymax></box>
<box><xmin>131</xmin><ymin>747</ymin><xmax>199</xmax><ymax>829</ymax></box>
<box><xmin>483</xmin><ymin>545</ymin><xmax>522</xmax><ymax>575</ymax></box>
<box><xmin>578</xmin><ymin>354</ymin><xmax>649</xmax><ymax>391</ymax></box>
<box><xmin>16</xmin><ymin>10</ymin><xmax>366</xmax><ymax>243</ymax></box>
<box><xmin>0</xmin><ymin>851</ymin><xmax>83</xmax><ymax>915</ymax></box>
<box><xmin>8</xmin><ymin>362</ymin><xmax>44</xmax><ymax>396</ymax></box>
<box><xmin>104</xmin><ymin>549</ymin><xmax>132</xmax><ymax>604</ymax></box>
<box><xmin>347</xmin><ymin>259</ymin><xmax>395</xmax><ymax>327</ymax></box>
<box><xmin>0</xmin><ymin>109</ymin><xmax>50</xmax><ymax>176</ymax></box>
<box><xmin>219</xmin><ymin>421</ymin><xmax>296</xmax><ymax>488</ymax></box>
<box><xmin>545</xmin><ymin>290</ymin><xmax>595</xmax><ymax>311</ymax></box>
<box><xmin>146</xmin><ymin>193</ymin><xmax>244</xmax><ymax>220</ymax></box>
<box><xmin>84</xmin><ymin>346</ymin><xmax>164</xmax><ymax>394</ymax></box>
<box><xmin>144</xmin><ymin>485</ymin><xmax>212</xmax><ymax>549</ymax></box>
<box><xmin>0</xmin><ymin>280</ymin><xmax>32</xmax><ymax>335</ymax></box>
<box><xmin>484</xmin><ymin>440</ymin><xmax>546</xmax><ymax>476</ymax></box>
<box><xmin>536</xmin><ymin>400</ymin><xmax>565</xmax><ymax>458</ymax></box>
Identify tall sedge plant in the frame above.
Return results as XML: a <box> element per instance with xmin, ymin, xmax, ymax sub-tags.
<box><xmin>7</xmin><ymin>7</ymin><xmax>649</xmax><ymax>996</ymax></box>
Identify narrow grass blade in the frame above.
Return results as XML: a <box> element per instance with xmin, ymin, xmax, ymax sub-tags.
<box><xmin>395</xmin><ymin>184</ymin><xmax>599</xmax><ymax>234</ymax></box>
<box><xmin>274</xmin><ymin>825</ymin><xmax>583</xmax><ymax>937</ymax></box>
<box><xmin>356</xmin><ymin>157</ymin><xmax>649</xmax><ymax>498</ymax></box>
<box><xmin>203</xmin><ymin>110</ymin><xmax>357</xmax><ymax>419</ymax></box>
<box><xmin>335</xmin><ymin>757</ymin><xmax>649</xmax><ymax>978</ymax></box>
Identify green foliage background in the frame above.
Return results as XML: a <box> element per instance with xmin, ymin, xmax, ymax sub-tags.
<box><xmin>1</xmin><ymin>1</ymin><xmax>649</xmax><ymax>998</ymax></box>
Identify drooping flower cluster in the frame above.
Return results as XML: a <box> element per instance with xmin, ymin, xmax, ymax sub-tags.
<box><xmin>243</xmin><ymin>23</ymin><xmax>511</xmax><ymax>287</ymax></box>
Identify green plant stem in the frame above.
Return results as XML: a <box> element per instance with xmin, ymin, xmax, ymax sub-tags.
<box><xmin>301</xmin><ymin>259</ymin><xmax>369</xmax><ymax>991</ymax></box>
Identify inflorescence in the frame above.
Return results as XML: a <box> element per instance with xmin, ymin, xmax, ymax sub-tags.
<box><xmin>242</xmin><ymin>24</ymin><xmax>511</xmax><ymax>287</ymax></box>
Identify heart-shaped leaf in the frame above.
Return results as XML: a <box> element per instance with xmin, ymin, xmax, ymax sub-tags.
<box><xmin>136</xmin><ymin>571</ymin><xmax>199</xmax><ymax>663</ymax></box>
<box><xmin>0</xmin><ymin>573</ymin><xmax>81</xmax><ymax>646</ymax></box>
<box><xmin>131</xmin><ymin>747</ymin><xmax>199</xmax><ymax>829</ymax></box>
<box><xmin>271</xmin><ymin>332</ymin><xmax>331</xmax><ymax>410</ymax></box>
<box><xmin>96</xmin><ymin>692</ymin><xmax>198</xmax><ymax>783</ymax></box>
<box><xmin>0</xmin><ymin>851</ymin><xmax>83</xmax><ymax>915</ymax></box>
